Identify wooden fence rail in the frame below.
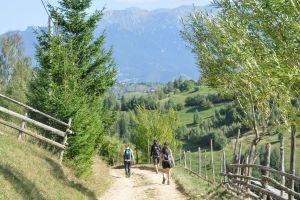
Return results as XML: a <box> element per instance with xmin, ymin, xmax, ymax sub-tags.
<box><xmin>222</xmin><ymin>127</ymin><xmax>299</xmax><ymax>200</ymax></box>
<box><xmin>0</xmin><ymin>94</ymin><xmax>72</xmax><ymax>164</ymax></box>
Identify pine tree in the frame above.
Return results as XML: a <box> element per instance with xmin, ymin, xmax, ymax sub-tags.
<box><xmin>29</xmin><ymin>0</ymin><xmax>117</xmax><ymax>175</ymax></box>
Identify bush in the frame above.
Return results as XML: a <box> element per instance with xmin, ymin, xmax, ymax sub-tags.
<box><xmin>211</xmin><ymin>129</ymin><xmax>227</xmax><ymax>150</ymax></box>
<box><xmin>185</xmin><ymin>95</ymin><xmax>214</xmax><ymax>109</ymax></box>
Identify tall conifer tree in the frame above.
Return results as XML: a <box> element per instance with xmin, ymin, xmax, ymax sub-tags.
<box><xmin>30</xmin><ymin>0</ymin><xmax>117</xmax><ymax>175</ymax></box>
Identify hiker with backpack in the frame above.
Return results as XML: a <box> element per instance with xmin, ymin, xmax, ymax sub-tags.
<box><xmin>160</xmin><ymin>142</ymin><xmax>175</xmax><ymax>185</ymax></box>
<box><xmin>150</xmin><ymin>139</ymin><xmax>161</xmax><ymax>174</ymax></box>
<box><xmin>123</xmin><ymin>144</ymin><xmax>134</xmax><ymax>178</ymax></box>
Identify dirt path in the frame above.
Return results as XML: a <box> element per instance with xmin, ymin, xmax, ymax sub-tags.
<box><xmin>100</xmin><ymin>166</ymin><xmax>187</xmax><ymax>200</ymax></box>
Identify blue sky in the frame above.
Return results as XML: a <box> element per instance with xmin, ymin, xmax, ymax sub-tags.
<box><xmin>0</xmin><ymin>0</ymin><xmax>211</xmax><ymax>34</ymax></box>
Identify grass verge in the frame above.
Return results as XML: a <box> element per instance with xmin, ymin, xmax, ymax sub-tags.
<box><xmin>0</xmin><ymin>126</ymin><xmax>112</xmax><ymax>200</ymax></box>
<box><xmin>172</xmin><ymin>167</ymin><xmax>235</xmax><ymax>200</ymax></box>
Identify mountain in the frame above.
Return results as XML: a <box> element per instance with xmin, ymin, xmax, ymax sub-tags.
<box><xmin>1</xmin><ymin>5</ymin><xmax>215</xmax><ymax>82</ymax></box>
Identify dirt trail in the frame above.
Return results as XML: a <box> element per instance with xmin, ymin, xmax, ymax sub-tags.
<box><xmin>100</xmin><ymin>166</ymin><xmax>187</xmax><ymax>200</ymax></box>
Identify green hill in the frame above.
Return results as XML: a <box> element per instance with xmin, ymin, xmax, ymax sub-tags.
<box><xmin>0</xmin><ymin>126</ymin><xmax>112</xmax><ymax>200</ymax></box>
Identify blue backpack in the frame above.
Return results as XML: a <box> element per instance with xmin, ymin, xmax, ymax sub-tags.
<box><xmin>124</xmin><ymin>149</ymin><xmax>131</xmax><ymax>160</ymax></box>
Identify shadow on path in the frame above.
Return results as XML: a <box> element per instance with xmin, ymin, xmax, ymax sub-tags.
<box><xmin>45</xmin><ymin>157</ymin><xmax>98</xmax><ymax>200</ymax></box>
<box><xmin>0</xmin><ymin>164</ymin><xmax>46</xmax><ymax>200</ymax></box>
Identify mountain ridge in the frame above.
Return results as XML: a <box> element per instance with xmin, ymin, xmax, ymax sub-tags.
<box><xmin>1</xmin><ymin>5</ymin><xmax>214</xmax><ymax>82</ymax></box>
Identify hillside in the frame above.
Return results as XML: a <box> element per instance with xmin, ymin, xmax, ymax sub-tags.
<box><xmin>0</xmin><ymin>6</ymin><xmax>216</xmax><ymax>82</ymax></box>
<box><xmin>0</xmin><ymin>127</ymin><xmax>112</xmax><ymax>200</ymax></box>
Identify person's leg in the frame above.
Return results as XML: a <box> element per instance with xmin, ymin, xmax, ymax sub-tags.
<box><xmin>128</xmin><ymin>161</ymin><xmax>131</xmax><ymax>177</ymax></box>
<box><xmin>167</xmin><ymin>168</ymin><xmax>171</xmax><ymax>184</ymax></box>
<box><xmin>162</xmin><ymin>169</ymin><xmax>166</xmax><ymax>184</ymax></box>
<box><xmin>166</xmin><ymin>168</ymin><xmax>170</xmax><ymax>184</ymax></box>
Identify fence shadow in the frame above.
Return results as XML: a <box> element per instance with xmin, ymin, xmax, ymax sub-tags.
<box><xmin>0</xmin><ymin>164</ymin><xmax>46</xmax><ymax>200</ymax></box>
<box><xmin>45</xmin><ymin>157</ymin><xmax>98</xmax><ymax>200</ymax></box>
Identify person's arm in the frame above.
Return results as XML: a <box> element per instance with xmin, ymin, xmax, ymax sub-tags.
<box><xmin>131</xmin><ymin>150</ymin><xmax>135</xmax><ymax>164</ymax></box>
<box><xmin>159</xmin><ymin>152</ymin><xmax>163</xmax><ymax>165</ymax></box>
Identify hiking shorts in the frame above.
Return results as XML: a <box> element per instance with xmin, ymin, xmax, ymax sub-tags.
<box><xmin>162</xmin><ymin>160</ymin><xmax>172</xmax><ymax>169</ymax></box>
<box><xmin>153</xmin><ymin>156</ymin><xmax>160</xmax><ymax>165</ymax></box>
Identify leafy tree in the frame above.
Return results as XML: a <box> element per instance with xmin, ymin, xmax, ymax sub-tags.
<box><xmin>193</xmin><ymin>110</ymin><xmax>202</xmax><ymax>125</ymax></box>
<box><xmin>211</xmin><ymin>129</ymin><xmax>227</xmax><ymax>150</ymax></box>
<box><xmin>29</xmin><ymin>0</ymin><xmax>116</xmax><ymax>175</ymax></box>
<box><xmin>182</xmin><ymin>0</ymin><xmax>299</xmax><ymax>165</ymax></box>
<box><xmin>130</xmin><ymin>106</ymin><xmax>179</xmax><ymax>162</ymax></box>
<box><xmin>0</xmin><ymin>33</ymin><xmax>32</xmax><ymax>112</ymax></box>
<box><xmin>176</xmin><ymin>125</ymin><xmax>189</xmax><ymax>140</ymax></box>
<box><xmin>119</xmin><ymin>112</ymin><xmax>127</xmax><ymax>139</ymax></box>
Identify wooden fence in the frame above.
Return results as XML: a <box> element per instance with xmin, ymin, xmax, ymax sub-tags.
<box><xmin>221</xmin><ymin>127</ymin><xmax>299</xmax><ymax>200</ymax></box>
<box><xmin>0</xmin><ymin>94</ymin><xmax>72</xmax><ymax>164</ymax></box>
<box><xmin>179</xmin><ymin>139</ymin><xmax>217</xmax><ymax>185</ymax></box>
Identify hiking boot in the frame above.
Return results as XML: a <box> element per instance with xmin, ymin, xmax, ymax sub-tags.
<box><xmin>162</xmin><ymin>177</ymin><xmax>166</xmax><ymax>184</ymax></box>
<box><xmin>167</xmin><ymin>180</ymin><xmax>170</xmax><ymax>185</ymax></box>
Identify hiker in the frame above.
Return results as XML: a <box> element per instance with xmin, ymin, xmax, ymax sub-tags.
<box><xmin>124</xmin><ymin>144</ymin><xmax>134</xmax><ymax>178</ymax></box>
<box><xmin>150</xmin><ymin>139</ymin><xmax>161</xmax><ymax>174</ymax></box>
<box><xmin>160</xmin><ymin>142</ymin><xmax>175</xmax><ymax>185</ymax></box>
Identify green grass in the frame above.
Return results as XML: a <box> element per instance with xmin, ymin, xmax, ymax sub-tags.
<box><xmin>172</xmin><ymin>167</ymin><xmax>235</xmax><ymax>200</ymax></box>
<box><xmin>178</xmin><ymin>103</ymin><xmax>228</xmax><ymax>126</ymax></box>
<box><xmin>0</xmin><ymin>126</ymin><xmax>112</xmax><ymax>200</ymax></box>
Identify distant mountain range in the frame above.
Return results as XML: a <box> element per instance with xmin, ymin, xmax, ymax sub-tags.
<box><xmin>1</xmin><ymin>5</ymin><xmax>215</xmax><ymax>82</ymax></box>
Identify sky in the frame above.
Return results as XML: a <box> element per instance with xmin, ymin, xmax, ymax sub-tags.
<box><xmin>0</xmin><ymin>0</ymin><xmax>211</xmax><ymax>34</ymax></box>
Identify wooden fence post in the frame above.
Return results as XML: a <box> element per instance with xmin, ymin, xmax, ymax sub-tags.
<box><xmin>184</xmin><ymin>151</ymin><xmax>187</xmax><ymax>169</ymax></box>
<box><xmin>210</xmin><ymin>139</ymin><xmax>215</xmax><ymax>185</ymax></box>
<box><xmin>233</xmin><ymin>129</ymin><xmax>240</xmax><ymax>159</ymax></box>
<box><xmin>220</xmin><ymin>150</ymin><xmax>223</xmax><ymax>183</ymax></box>
<box><xmin>59</xmin><ymin>118</ymin><xmax>72</xmax><ymax>165</ymax></box>
<box><xmin>18</xmin><ymin>112</ymin><xmax>28</xmax><ymax>141</ymax></box>
<box><xmin>223</xmin><ymin>150</ymin><xmax>227</xmax><ymax>183</ymax></box>
<box><xmin>237</xmin><ymin>142</ymin><xmax>242</xmax><ymax>176</ymax></box>
<box><xmin>148</xmin><ymin>138</ymin><xmax>150</xmax><ymax>164</ymax></box>
<box><xmin>280</xmin><ymin>136</ymin><xmax>285</xmax><ymax>197</ymax></box>
<box><xmin>173</xmin><ymin>140</ymin><xmax>176</xmax><ymax>166</ymax></box>
<box><xmin>189</xmin><ymin>151</ymin><xmax>192</xmax><ymax>171</ymax></box>
<box><xmin>289</xmin><ymin>125</ymin><xmax>296</xmax><ymax>200</ymax></box>
<box><xmin>180</xmin><ymin>149</ymin><xmax>182</xmax><ymax>166</ymax></box>
<box><xmin>204</xmin><ymin>150</ymin><xmax>208</xmax><ymax>180</ymax></box>
<box><xmin>262</xmin><ymin>143</ymin><xmax>271</xmax><ymax>200</ymax></box>
<box><xmin>198</xmin><ymin>147</ymin><xmax>201</xmax><ymax>176</ymax></box>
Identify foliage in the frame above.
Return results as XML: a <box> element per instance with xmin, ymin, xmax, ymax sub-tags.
<box><xmin>29</xmin><ymin>0</ymin><xmax>116</xmax><ymax>175</ymax></box>
<box><xmin>130</xmin><ymin>106</ymin><xmax>179</xmax><ymax>161</ymax></box>
<box><xmin>193</xmin><ymin>110</ymin><xmax>202</xmax><ymax>125</ymax></box>
<box><xmin>99</xmin><ymin>135</ymin><xmax>122</xmax><ymax>165</ymax></box>
<box><xmin>270</xmin><ymin>148</ymin><xmax>281</xmax><ymax>181</ymax></box>
<box><xmin>0</xmin><ymin>33</ymin><xmax>32</xmax><ymax>113</ymax></box>
<box><xmin>182</xmin><ymin>0</ymin><xmax>300</xmax><ymax>164</ymax></box>
<box><xmin>211</xmin><ymin>129</ymin><xmax>227</xmax><ymax>150</ymax></box>
<box><xmin>163</xmin><ymin>78</ymin><xmax>197</xmax><ymax>94</ymax></box>
<box><xmin>121</xmin><ymin>95</ymin><xmax>158</xmax><ymax>111</ymax></box>
<box><xmin>185</xmin><ymin>95</ymin><xmax>213</xmax><ymax>109</ymax></box>
<box><xmin>164</xmin><ymin>98</ymin><xmax>183</xmax><ymax>111</ymax></box>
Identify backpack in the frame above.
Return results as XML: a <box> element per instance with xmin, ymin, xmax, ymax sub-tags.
<box><xmin>162</xmin><ymin>148</ymin><xmax>170</xmax><ymax>161</ymax></box>
<box><xmin>153</xmin><ymin>145</ymin><xmax>160</xmax><ymax>157</ymax></box>
<box><xmin>124</xmin><ymin>149</ymin><xmax>131</xmax><ymax>160</ymax></box>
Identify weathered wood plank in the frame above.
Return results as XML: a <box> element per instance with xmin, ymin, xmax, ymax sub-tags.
<box><xmin>0</xmin><ymin>94</ymin><xmax>69</xmax><ymax>127</ymax></box>
<box><xmin>289</xmin><ymin>125</ymin><xmax>296</xmax><ymax>200</ymax></box>
<box><xmin>221</xmin><ymin>173</ymin><xmax>261</xmax><ymax>182</ymax></box>
<box><xmin>230</xmin><ymin>164</ymin><xmax>300</xmax><ymax>182</ymax></box>
<box><xmin>0</xmin><ymin>118</ymin><xmax>65</xmax><ymax>149</ymax></box>
<box><xmin>262</xmin><ymin>176</ymin><xmax>300</xmax><ymax>199</ymax></box>
<box><xmin>230</xmin><ymin>179</ymin><xmax>286</xmax><ymax>200</ymax></box>
<box><xmin>0</xmin><ymin>106</ymin><xmax>66</xmax><ymax>137</ymax></box>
